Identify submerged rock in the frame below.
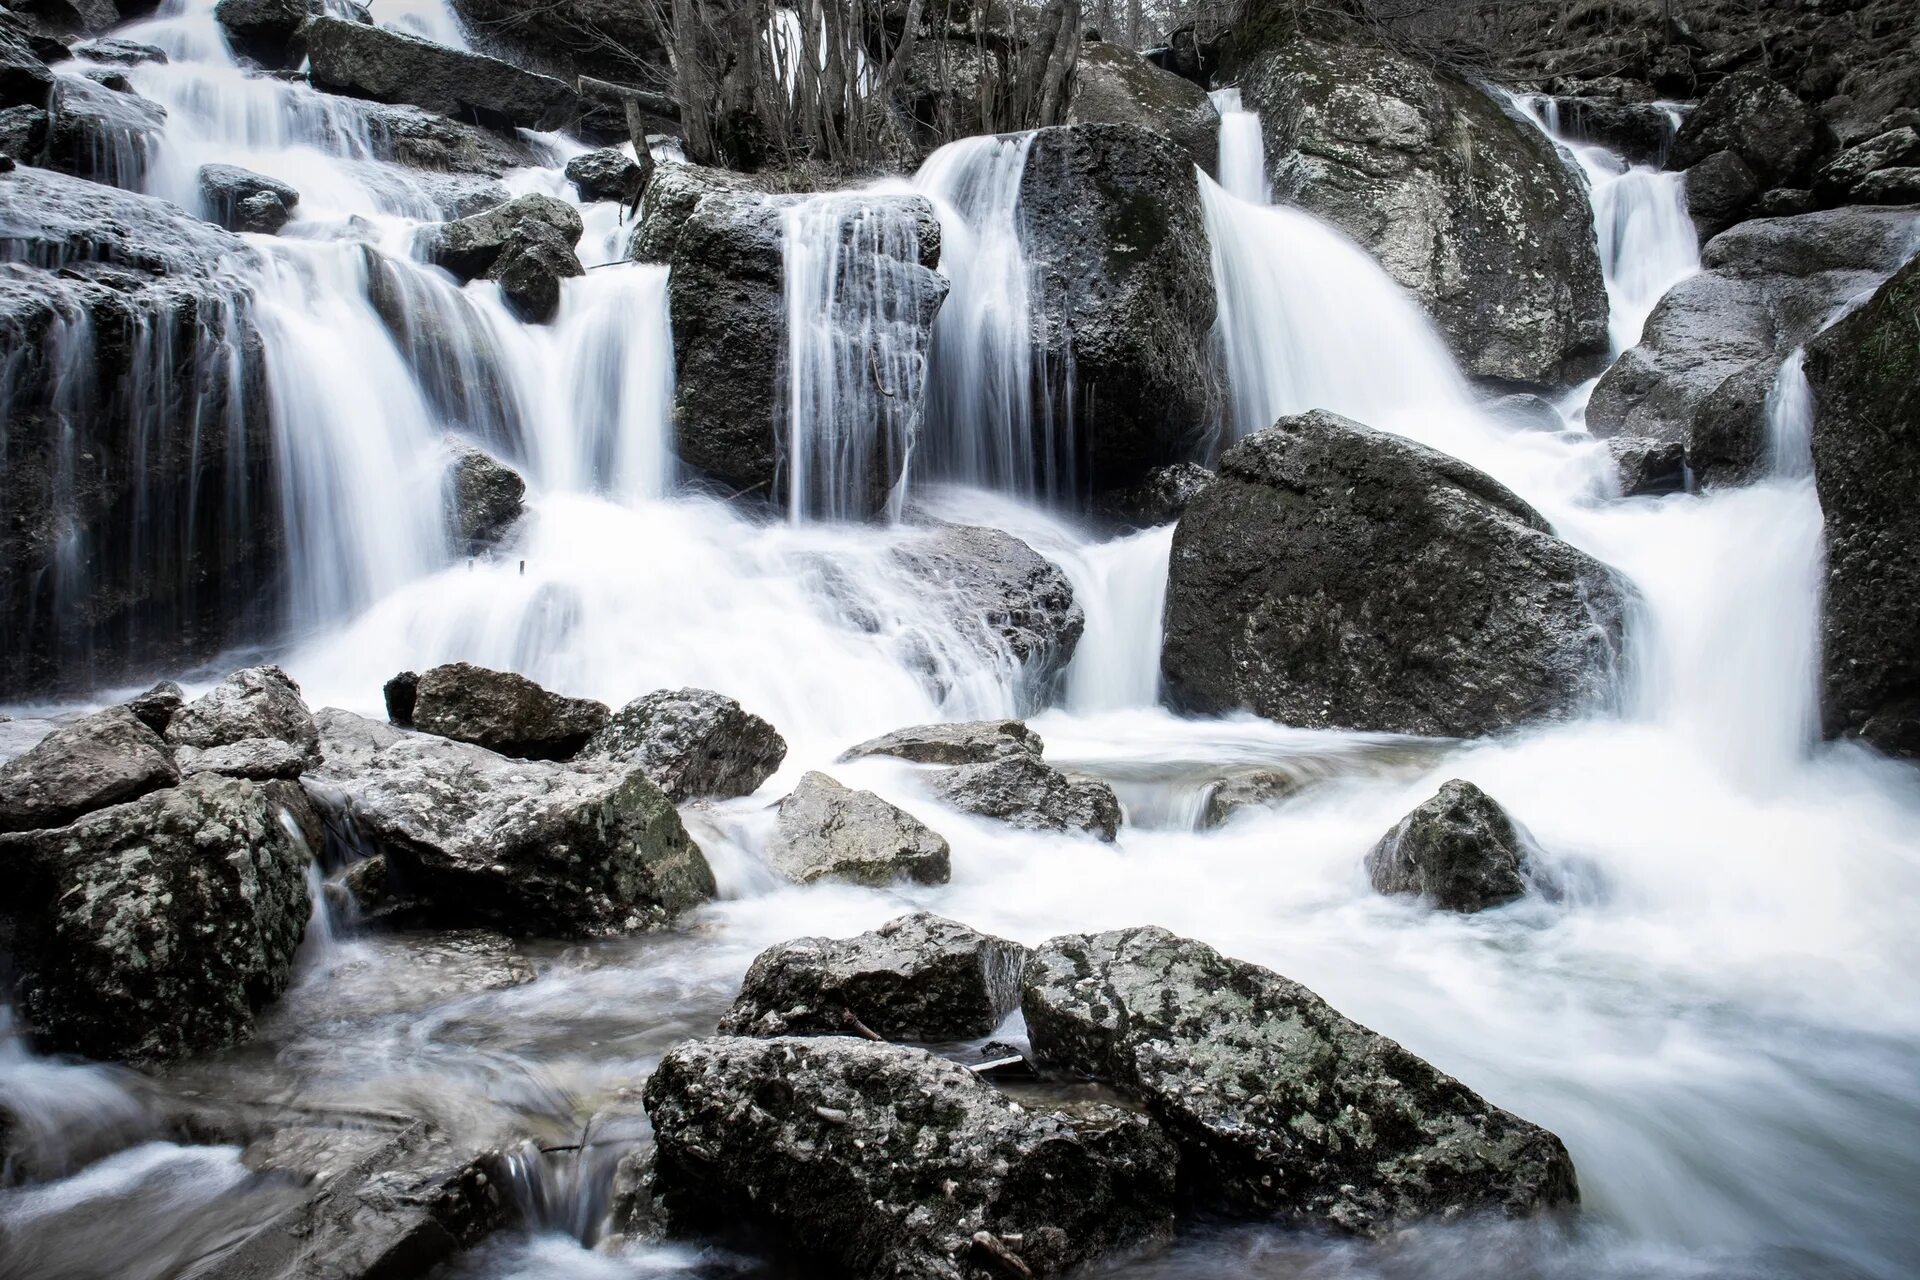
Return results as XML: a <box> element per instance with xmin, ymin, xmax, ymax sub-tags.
<box><xmin>301</xmin><ymin>15</ymin><xmax>578</xmax><ymax>132</ymax></box>
<box><xmin>1366</xmin><ymin>780</ymin><xmax>1534</xmax><ymax>911</ymax></box>
<box><xmin>1066</xmin><ymin>39</ymin><xmax>1220</xmax><ymax>173</ymax></box>
<box><xmin>1162</xmin><ymin>411</ymin><xmax>1630</xmax><ymax>737</ymax></box>
<box><xmin>43</xmin><ymin>72</ymin><xmax>165</xmax><ymax>187</ymax></box>
<box><xmin>1805</xmin><ymin>253</ymin><xmax>1920</xmax><ymax>757</ymax></box>
<box><xmin>0</xmin><ymin>706</ymin><xmax>177</xmax><ymax>833</ymax></box>
<box><xmin>765</xmin><ymin>771</ymin><xmax>951</xmax><ymax>887</ymax></box>
<box><xmin>839</xmin><ymin>719</ymin><xmax>1042</xmax><ymax>766</ymax></box>
<box><xmin>644</xmin><ymin>1036</ymin><xmax>1178</xmax><ymax>1280</ymax></box>
<box><xmin>0</xmin><ymin>773</ymin><xmax>313</xmax><ymax>1063</ymax></box>
<box><xmin>889</xmin><ymin>523</ymin><xmax>1084</xmax><ymax>684</ymax></box>
<box><xmin>408</xmin><ymin>661</ymin><xmax>608</xmax><ymax>760</ymax></box>
<box><xmin>720</xmin><ymin>913</ymin><xmax>1026</xmax><ymax>1041</ymax></box>
<box><xmin>307</xmin><ymin>709</ymin><xmax>714</xmax><ymax>936</ymax></box>
<box><xmin>1022</xmin><ymin>927</ymin><xmax>1580</xmax><ymax>1233</ymax></box>
<box><xmin>580</xmin><ymin>687</ymin><xmax>786</xmax><ymax>800</ymax></box>
<box><xmin>444</xmin><ymin>443</ymin><xmax>525</xmax><ymax>552</ymax></box>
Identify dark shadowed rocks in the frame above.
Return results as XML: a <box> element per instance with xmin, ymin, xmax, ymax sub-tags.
<box><xmin>1366</xmin><ymin>780</ymin><xmax>1534</xmax><ymax>912</ymax></box>
<box><xmin>198</xmin><ymin>162</ymin><xmax>297</xmax><ymax>233</ymax></box>
<box><xmin>488</xmin><ymin>216</ymin><xmax>582</xmax><ymax>322</ymax></box>
<box><xmin>565</xmin><ymin>145</ymin><xmax>648</xmax><ymax>203</ymax></box>
<box><xmin>301</xmin><ymin>15</ymin><xmax>578</xmax><ymax>132</ymax></box>
<box><xmin>1804</xmin><ymin>252</ymin><xmax>1920</xmax><ymax>757</ymax></box>
<box><xmin>1683</xmin><ymin>150</ymin><xmax>1760</xmax><ymax>243</ymax></box>
<box><xmin>306</xmin><ymin>709</ymin><xmax>714</xmax><ymax>936</ymax></box>
<box><xmin>0</xmin><ymin>705</ymin><xmax>177</xmax><ymax>832</ymax></box>
<box><xmin>1066</xmin><ymin>39</ymin><xmax>1220</xmax><ymax>174</ymax></box>
<box><xmin>1670</xmin><ymin>70</ymin><xmax>1826</xmax><ymax>187</ymax></box>
<box><xmin>444</xmin><ymin>443</ymin><xmax>524</xmax><ymax>552</ymax></box>
<box><xmin>643</xmin><ymin>1036</ymin><xmax>1178</xmax><ymax>1280</ymax></box>
<box><xmin>1162</xmin><ymin>412</ymin><xmax>1630</xmax><ymax>737</ymax></box>
<box><xmin>1022</xmin><ymin>927</ymin><xmax>1580</xmax><ymax>1234</ymax></box>
<box><xmin>123</xmin><ymin>679</ymin><xmax>183</xmax><ymax>733</ymax></box>
<box><xmin>764</xmin><ymin>771</ymin><xmax>951</xmax><ymax>887</ymax></box>
<box><xmin>1813</xmin><ymin>127</ymin><xmax>1920</xmax><ymax>205</ymax></box>
<box><xmin>720</xmin><ymin>913</ymin><xmax>1025</xmax><ymax>1040</ymax></box>
<box><xmin>1533</xmin><ymin>95</ymin><xmax>1676</xmax><ymax>166</ymax></box>
<box><xmin>0</xmin><ymin>773</ymin><xmax>313</xmax><ymax>1063</ymax></box>
<box><xmin>408</xmin><ymin>661</ymin><xmax>608</xmax><ymax>760</ymax></box>
<box><xmin>419</xmin><ymin>191</ymin><xmax>583</xmax><ymax>282</ymax></box>
<box><xmin>1095</xmin><ymin>460</ymin><xmax>1214</xmax><ymax>527</ymax></box>
<box><xmin>580</xmin><ymin>687</ymin><xmax>786</xmax><ymax>800</ymax></box>
<box><xmin>213</xmin><ymin>0</ymin><xmax>315</xmax><ymax>67</ymax></box>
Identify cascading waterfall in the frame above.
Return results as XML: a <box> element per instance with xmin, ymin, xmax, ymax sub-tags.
<box><xmin>1208</xmin><ymin>87</ymin><xmax>1268</xmax><ymax>203</ymax></box>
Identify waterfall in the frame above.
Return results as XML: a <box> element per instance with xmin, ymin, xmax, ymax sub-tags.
<box><xmin>1765</xmin><ymin>348</ymin><xmax>1816</xmax><ymax>480</ymax></box>
<box><xmin>1209</xmin><ymin>87</ymin><xmax>1269</xmax><ymax>204</ymax></box>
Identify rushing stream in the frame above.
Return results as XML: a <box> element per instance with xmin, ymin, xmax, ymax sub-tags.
<box><xmin>4</xmin><ymin>5</ymin><xmax>1920</xmax><ymax>1280</ymax></box>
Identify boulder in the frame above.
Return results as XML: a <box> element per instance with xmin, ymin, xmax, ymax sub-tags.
<box><xmin>166</xmin><ymin>666</ymin><xmax>322</xmax><ymax>771</ymax></box>
<box><xmin>447</xmin><ymin>0</ymin><xmax>669</xmax><ymax>86</ymax></box>
<box><xmin>353</xmin><ymin>98</ymin><xmax>535</xmax><ymax>177</ymax></box>
<box><xmin>71</xmin><ymin>37</ymin><xmax>165</xmax><ymax>65</ymax></box>
<box><xmin>643</xmin><ymin>1036</ymin><xmax>1177</xmax><ymax>1280</ymax></box>
<box><xmin>1016</xmin><ymin>123</ymin><xmax>1219</xmax><ymax>490</ymax></box>
<box><xmin>0</xmin><ymin>773</ymin><xmax>313</xmax><ymax>1063</ymax></box>
<box><xmin>1805</xmin><ymin>253</ymin><xmax>1920</xmax><ymax>756</ymax></box>
<box><xmin>300</xmin><ymin>15</ymin><xmax>578</xmax><ymax>132</ymax></box>
<box><xmin>1754</xmin><ymin>187</ymin><xmax>1815</xmax><ymax>217</ymax></box>
<box><xmin>213</xmin><ymin>0</ymin><xmax>315</xmax><ymax>67</ymax></box>
<box><xmin>1683</xmin><ymin>149</ymin><xmax>1759</xmax><ymax>242</ymax></box>
<box><xmin>1607</xmin><ymin>434</ymin><xmax>1690</xmax><ymax>497</ymax></box>
<box><xmin>174</xmin><ymin>736</ymin><xmax>312</xmax><ymax>781</ymax></box>
<box><xmin>43</xmin><ymin>73</ymin><xmax>165</xmax><ymax>186</ymax></box>
<box><xmin>0</xmin><ymin>706</ymin><xmax>178</xmax><ymax>832</ymax></box>
<box><xmin>765</xmin><ymin>771</ymin><xmax>951</xmax><ymax>887</ymax></box>
<box><xmin>839</xmin><ymin>719</ymin><xmax>1042</xmax><ymax>765</ymax></box>
<box><xmin>407</xmin><ymin>661</ymin><xmax>609</xmax><ymax>759</ymax></box>
<box><xmin>580</xmin><ymin>687</ymin><xmax>785</xmax><ymax>800</ymax></box>
<box><xmin>0</xmin><ymin>102</ymin><xmax>47</xmax><ymax>160</ymax></box>
<box><xmin>1162</xmin><ymin>411</ymin><xmax>1631</xmax><ymax>737</ymax></box>
<box><xmin>486</xmin><ymin>215</ymin><xmax>581</xmax><ymax>322</ymax></box>
<box><xmin>1201</xmin><ymin>769</ymin><xmax>1303</xmax><ymax>827</ymax></box>
<box><xmin>1366</xmin><ymin>780</ymin><xmax>1534</xmax><ymax>911</ymax></box>
<box><xmin>1853</xmin><ymin>167</ymin><xmax>1920</xmax><ymax>204</ymax></box>
<box><xmin>625</xmin><ymin>161</ymin><xmax>765</xmax><ymax>265</ymax></box>
<box><xmin>1812</xmin><ymin>127</ymin><xmax>1920</xmax><ymax>203</ymax></box>
<box><xmin>198</xmin><ymin>162</ymin><xmax>298</xmax><ymax>234</ymax></box>
<box><xmin>123</xmin><ymin>679</ymin><xmax>184</xmax><ymax>733</ymax></box>
<box><xmin>888</xmin><ymin>523</ymin><xmax>1084</xmax><ymax>684</ymax></box>
<box><xmin>928</xmin><ymin>750</ymin><xmax>1122</xmax><ymax>841</ymax></box>
<box><xmin>1065</xmin><ymin>39</ymin><xmax>1219</xmax><ymax>174</ymax></box>
<box><xmin>305</xmin><ymin>708</ymin><xmax>714</xmax><ymax>935</ymax></box>
<box><xmin>1587</xmin><ymin>206</ymin><xmax>1920</xmax><ymax>483</ymax></box>
<box><xmin>1231</xmin><ymin>35</ymin><xmax>1607</xmax><ymax>384</ymax></box>
<box><xmin>565</xmin><ymin>145</ymin><xmax>647</xmax><ymax>203</ymax></box>
<box><xmin>382</xmin><ymin>671</ymin><xmax>419</xmax><ymax>725</ymax></box>
<box><xmin>1021</xmin><ymin>927</ymin><xmax>1579</xmax><ymax>1233</ymax></box>
<box><xmin>1094</xmin><ymin>460</ymin><xmax>1213</xmax><ymax>527</ymax></box>
<box><xmin>1484</xmin><ymin>392</ymin><xmax>1565</xmax><ymax>433</ymax></box>
<box><xmin>0</xmin><ymin>15</ymin><xmax>53</xmax><ymax>112</ymax></box>
<box><xmin>720</xmin><ymin>913</ymin><xmax>1026</xmax><ymax>1041</ymax></box>
<box><xmin>1670</xmin><ymin>70</ymin><xmax>1825</xmax><ymax>187</ymax></box>
<box><xmin>420</xmin><ymin>191</ymin><xmax>583</xmax><ymax>282</ymax></box>
<box><xmin>445</xmin><ymin>443</ymin><xmax>524</xmax><ymax>551</ymax></box>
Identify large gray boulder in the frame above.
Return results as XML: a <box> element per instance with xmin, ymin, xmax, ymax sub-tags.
<box><xmin>764</xmin><ymin>771</ymin><xmax>951</xmax><ymax>887</ymax></box>
<box><xmin>1022</xmin><ymin>927</ymin><xmax>1579</xmax><ymax>1233</ymax></box>
<box><xmin>565</xmin><ymin>145</ymin><xmax>648</xmax><ymax>204</ymax></box>
<box><xmin>418</xmin><ymin>191</ymin><xmax>583</xmax><ymax>282</ymax></box>
<box><xmin>1162</xmin><ymin>412</ymin><xmax>1630</xmax><ymax>737</ymax></box>
<box><xmin>643</xmin><ymin>1036</ymin><xmax>1178</xmax><ymax>1280</ymax></box>
<box><xmin>1805</xmin><ymin>252</ymin><xmax>1920</xmax><ymax>757</ymax></box>
<box><xmin>580</xmin><ymin>687</ymin><xmax>786</xmax><ymax>800</ymax></box>
<box><xmin>166</xmin><ymin>666</ymin><xmax>323</xmax><ymax>774</ymax></box>
<box><xmin>1366</xmin><ymin>779</ymin><xmax>1534</xmax><ymax>912</ymax></box>
<box><xmin>0</xmin><ymin>706</ymin><xmax>177</xmax><ymax>833</ymax></box>
<box><xmin>1231</xmin><ymin>35</ymin><xmax>1607</xmax><ymax>384</ymax></box>
<box><xmin>0</xmin><ymin>774</ymin><xmax>313</xmax><ymax>1063</ymax></box>
<box><xmin>839</xmin><ymin>719</ymin><xmax>1042</xmax><ymax>766</ymax></box>
<box><xmin>307</xmin><ymin>709</ymin><xmax>713</xmax><ymax>935</ymax></box>
<box><xmin>927</xmin><ymin>750</ymin><xmax>1123</xmax><ymax>842</ymax></box>
<box><xmin>487</xmin><ymin>215</ymin><xmax>582</xmax><ymax>322</ymax></box>
<box><xmin>1589</xmin><ymin>206</ymin><xmax>1920</xmax><ymax>484</ymax></box>
<box><xmin>720</xmin><ymin>913</ymin><xmax>1026</xmax><ymax>1041</ymax></box>
<box><xmin>408</xmin><ymin>661</ymin><xmax>608</xmax><ymax>760</ymax></box>
<box><xmin>889</xmin><ymin>523</ymin><xmax>1084</xmax><ymax>686</ymax></box>
<box><xmin>198</xmin><ymin>162</ymin><xmax>298</xmax><ymax>234</ymax></box>
<box><xmin>301</xmin><ymin>15</ymin><xmax>578</xmax><ymax>132</ymax></box>
<box><xmin>445</xmin><ymin>443</ymin><xmax>524</xmax><ymax>552</ymax></box>
<box><xmin>1066</xmin><ymin>40</ymin><xmax>1219</xmax><ymax>174</ymax></box>
<box><xmin>1813</xmin><ymin>127</ymin><xmax>1920</xmax><ymax>205</ymax></box>
<box><xmin>1016</xmin><ymin>123</ymin><xmax>1219</xmax><ymax>492</ymax></box>
<box><xmin>1670</xmin><ymin>70</ymin><xmax>1826</xmax><ymax>188</ymax></box>
<box><xmin>625</xmin><ymin>162</ymin><xmax>766</xmax><ymax>265</ymax></box>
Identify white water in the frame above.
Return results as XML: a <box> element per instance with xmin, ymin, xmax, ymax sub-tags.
<box><xmin>6</xmin><ymin>18</ymin><xmax>1920</xmax><ymax>1280</ymax></box>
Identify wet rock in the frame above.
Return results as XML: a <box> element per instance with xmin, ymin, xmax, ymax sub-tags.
<box><xmin>307</xmin><ymin>708</ymin><xmax>715</xmax><ymax>935</ymax></box>
<box><xmin>1683</xmin><ymin>149</ymin><xmax>1759</xmax><ymax>241</ymax></box>
<box><xmin>1608</xmin><ymin>434</ymin><xmax>1690</xmax><ymax>496</ymax></box>
<box><xmin>1021</xmin><ymin>927</ymin><xmax>1580</xmax><ymax>1233</ymax></box>
<box><xmin>123</xmin><ymin>679</ymin><xmax>184</xmax><ymax>733</ymax></box>
<box><xmin>486</xmin><ymin>215</ymin><xmax>582</xmax><ymax>322</ymax></box>
<box><xmin>383</xmin><ymin>671</ymin><xmax>419</xmax><ymax>726</ymax></box>
<box><xmin>1588</xmin><ymin>206</ymin><xmax>1920</xmax><ymax>477</ymax></box>
<box><xmin>213</xmin><ymin>0</ymin><xmax>316</xmax><ymax>68</ymax></box>
<box><xmin>166</xmin><ymin>666</ymin><xmax>322</xmax><ymax>770</ymax></box>
<box><xmin>565</xmin><ymin>144</ymin><xmax>647</xmax><ymax>203</ymax></box>
<box><xmin>840</xmin><ymin>719</ymin><xmax>1043</xmax><ymax>766</ymax></box>
<box><xmin>198</xmin><ymin>162</ymin><xmax>298</xmax><ymax>234</ymax></box>
<box><xmin>445</xmin><ymin>443</ymin><xmax>524</xmax><ymax>551</ymax></box>
<box><xmin>0</xmin><ymin>705</ymin><xmax>178</xmax><ymax>832</ymax></box>
<box><xmin>1066</xmin><ymin>39</ymin><xmax>1219</xmax><ymax>174</ymax></box>
<box><xmin>301</xmin><ymin>15</ymin><xmax>579</xmax><ymax>133</ymax></box>
<box><xmin>1201</xmin><ymin>770</ymin><xmax>1303</xmax><ymax>827</ymax></box>
<box><xmin>1230</xmin><ymin>35</ymin><xmax>1607</xmax><ymax>384</ymax></box>
<box><xmin>1852</xmin><ymin>167</ymin><xmax>1920</xmax><ymax>203</ymax></box>
<box><xmin>1534</xmin><ymin>95</ymin><xmax>1675</xmax><ymax>166</ymax></box>
<box><xmin>1813</xmin><ymin>127</ymin><xmax>1920</xmax><ymax>203</ymax></box>
<box><xmin>43</xmin><ymin>73</ymin><xmax>164</xmax><ymax>186</ymax></box>
<box><xmin>1805</xmin><ymin>253</ymin><xmax>1920</xmax><ymax>757</ymax></box>
<box><xmin>1754</xmin><ymin>187</ymin><xmax>1815</xmax><ymax>217</ymax></box>
<box><xmin>644</xmin><ymin>1036</ymin><xmax>1178</xmax><ymax>1280</ymax></box>
<box><xmin>174</xmin><ymin>736</ymin><xmax>312</xmax><ymax>781</ymax></box>
<box><xmin>72</xmin><ymin>37</ymin><xmax>165</xmax><ymax>65</ymax></box>
<box><xmin>625</xmin><ymin>161</ymin><xmax>765</xmax><ymax>265</ymax></box>
<box><xmin>721</xmin><ymin>913</ymin><xmax>1026</xmax><ymax>1041</ymax></box>
<box><xmin>447</xmin><ymin>0</ymin><xmax>669</xmax><ymax>87</ymax></box>
<box><xmin>408</xmin><ymin>661</ymin><xmax>609</xmax><ymax>760</ymax></box>
<box><xmin>580</xmin><ymin>687</ymin><xmax>786</xmax><ymax>800</ymax></box>
<box><xmin>889</xmin><ymin>523</ymin><xmax>1084</xmax><ymax>683</ymax></box>
<box><xmin>420</xmin><ymin>191</ymin><xmax>583</xmax><ymax>282</ymax></box>
<box><xmin>1671</xmin><ymin>70</ymin><xmax>1825</xmax><ymax>187</ymax></box>
<box><xmin>1017</xmin><ymin>123</ymin><xmax>1219</xmax><ymax>490</ymax></box>
<box><xmin>0</xmin><ymin>102</ymin><xmax>47</xmax><ymax>159</ymax></box>
<box><xmin>0</xmin><ymin>15</ymin><xmax>53</xmax><ymax>111</ymax></box>
<box><xmin>1162</xmin><ymin>411</ymin><xmax>1631</xmax><ymax>737</ymax></box>
<box><xmin>1366</xmin><ymin>780</ymin><xmax>1534</xmax><ymax>911</ymax></box>
<box><xmin>1094</xmin><ymin>460</ymin><xmax>1214</xmax><ymax>527</ymax></box>
<box><xmin>0</xmin><ymin>774</ymin><xmax>313</xmax><ymax>1063</ymax></box>
<box><xmin>354</xmin><ymin>99</ymin><xmax>536</xmax><ymax>177</ymax></box>
<box><xmin>765</xmin><ymin>771</ymin><xmax>951</xmax><ymax>887</ymax></box>
<box><xmin>929</xmin><ymin>751</ymin><xmax>1122</xmax><ymax>842</ymax></box>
